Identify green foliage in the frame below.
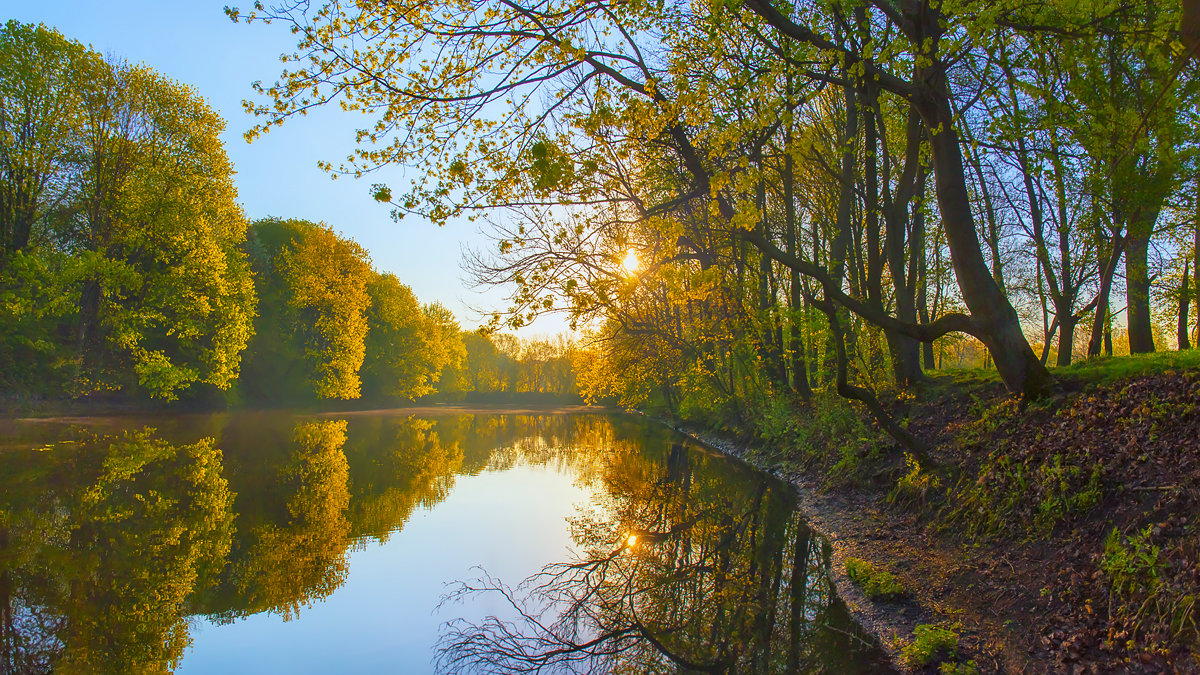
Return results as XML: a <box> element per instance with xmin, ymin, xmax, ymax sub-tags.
<box><xmin>954</xmin><ymin>448</ymin><xmax>1103</xmax><ymax>539</ymax></box>
<box><xmin>241</xmin><ymin>218</ymin><xmax>371</xmax><ymax>402</ymax></box>
<box><xmin>1102</xmin><ymin>526</ymin><xmax>1165</xmax><ymax>602</ymax></box>
<box><xmin>938</xmin><ymin>659</ymin><xmax>980</xmax><ymax>675</ymax></box>
<box><xmin>0</xmin><ymin>20</ymin><xmax>100</xmax><ymax>256</ymax></box>
<box><xmin>1096</xmin><ymin>526</ymin><xmax>1200</xmax><ymax>648</ymax></box>
<box><xmin>901</xmin><ymin>624</ymin><xmax>959</xmax><ymax>668</ymax></box>
<box><xmin>0</xmin><ymin>248</ymin><xmax>84</xmax><ymax>392</ymax></box>
<box><xmin>0</xmin><ymin>428</ymin><xmax>235</xmax><ymax>672</ymax></box>
<box><xmin>744</xmin><ymin>391</ymin><xmax>885</xmax><ymax>479</ymax></box>
<box><xmin>361</xmin><ymin>272</ymin><xmax>456</xmax><ymax>400</ymax></box>
<box><xmin>233</xmin><ymin>420</ymin><xmax>352</xmax><ymax>619</ymax></box>
<box><xmin>1055</xmin><ymin>350</ymin><xmax>1200</xmax><ymax>385</ymax></box>
<box><xmin>0</xmin><ymin>23</ymin><xmax>256</xmax><ymax>401</ymax></box>
<box><xmin>889</xmin><ymin>453</ymin><xmax>942</xmax><ymax>509</ymax></box>
<box><xmin>845</xmin><ymin>557</ymin><xmax>906</xmax><ymax>600</ymax></box>
<box><xmin>1035</xmin><ymin>455</ymin><xmax>1102</xmax><ymax>528</ymax></box>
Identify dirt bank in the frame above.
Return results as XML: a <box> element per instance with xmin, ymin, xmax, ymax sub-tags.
<box><xmin>656</xmin><ymin>367</ymin><xmax>1200</xmax><ymax>674</ymax></box>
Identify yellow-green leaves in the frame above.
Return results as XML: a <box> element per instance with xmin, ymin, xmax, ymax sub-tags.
<box><xmin>0</xmin><ymin>26</ymin><xmax>256</xmax><ymax>400</ymax></box>
<box><xmin>243</xmin><ymin>218</ymin><xmax>371</xmax><ymax>402</ymax></box>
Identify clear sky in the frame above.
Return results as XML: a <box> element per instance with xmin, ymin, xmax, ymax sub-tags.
<box><xmin>4</xmin><ymin>0</ymin><xmax>564</xmax><ymax>333</ymax></box>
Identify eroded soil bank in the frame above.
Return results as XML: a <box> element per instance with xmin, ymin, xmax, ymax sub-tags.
<box><xmin>657</xmin><ymin>367</ymin><xmax>1200</xmax><ymax>674</ymax></box>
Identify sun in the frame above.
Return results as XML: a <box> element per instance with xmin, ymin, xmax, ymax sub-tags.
<box><xmin>621</xmin><ymin>249</ymin><xmax>641</xmax><ymax>275</ymax></box>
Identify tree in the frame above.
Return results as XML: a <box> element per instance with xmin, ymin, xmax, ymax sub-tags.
<box><xmin>0</xmin><ymin>21</ymin><xmax>95</xmax><ymax>260</ymax></box>
<box><xmin>362</xmin><ymin>272</ymin><xmax>464</xmax><ymax>400</ymax></box>
<box><xmin>242</xmin><ymin>218</ymin><xmax>371</xmax><ymax>402</ymax></box>
<box><xmin>0</xmin><ymin>430</ymin><xmax>234</xmax><ymax>672</ymax></box>
<box><xmin>0</xmin><ymin>26</ymin><xmax>256</xmax><ymax>400</ymax></box>
<box><xmin>229</xmin><ymin>420</ymin><xmax>352</xmax><ymax>621</ymax></box>
<box><xmin>231</xmin><ymin>0</ymin><xmax>1058</xmax><ymax>398</ymax></box>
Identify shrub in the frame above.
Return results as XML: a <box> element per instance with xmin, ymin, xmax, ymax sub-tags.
<box><xmin>889</xmin><ymin>452</ymin><xmax>941</xmax><ymax>508</ymax></box>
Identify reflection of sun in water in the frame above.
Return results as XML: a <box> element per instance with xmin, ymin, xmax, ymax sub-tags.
<box><xmin>621</xmin><ymin>249</ymin><xmax>640</xmax><ymax>275</ymax></box>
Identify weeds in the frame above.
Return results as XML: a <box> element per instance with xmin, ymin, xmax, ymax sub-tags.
<box><xmin>938</xmin><ymin>660</ymin><xmax>980</xmax><ymax>675</ymax></box>
<box><xmin>888</xmin><ymin>452</ymin><xmax>941</xmax><ymax>509</ymax></box>
<box><xmin>901</xmin><ymin>624</ymin><xmax>959</xmax><ymax>668</ymax></box>
<box><xmin>845</xmin><ymin>557</ymin><xmax>906</xmax><ymax>600</ymax></box>
<box><xmin>1100</xmin><ymin>526</ymin><xmax>1199</xmax><ymax>650</ymax></box>
<box><xmin>952</xmin><ymin>451</ymin><xmax>1103</xmax><ymax>540</ymax></box>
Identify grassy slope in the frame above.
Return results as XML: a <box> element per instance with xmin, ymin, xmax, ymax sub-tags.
<box><xmin>739</xmin><ymin>350</ymin><xmax>1200</xmax><ymax>672</ymax></box>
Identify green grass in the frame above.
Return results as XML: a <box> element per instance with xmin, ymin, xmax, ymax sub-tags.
<box><xmin>845</xmin><ymin>557</ymin><xmax>906</xmax><ymax>600</ymax></box>
<box><xmin>1052</xmin><ymin>349</ymin><xmax>1200</xmax><ymax>384</ymax></box>
<box><xmin>921</xmin><ymin>350</ymin><xmax>1200</xmax><ymax>396</ymax></box>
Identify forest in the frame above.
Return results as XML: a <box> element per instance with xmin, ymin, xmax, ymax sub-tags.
<box><xmin>0</xmin><ymin>21</ymin><xmax>579</xmax><ymax>408</ymax></box>
<box><xmin>226</xmin><ymin>0</ymin><xmax>1200</xmax><ymax>417</ymax></box>
<box><xmin>220</xmin><ymin>0</ymin><xmax>1200</xmax><ymax>669</ymax></box>
<box><xmin>4</xmin><ymin>0</ymin><xmax>1200</xmax><ymax>669</ymax></box>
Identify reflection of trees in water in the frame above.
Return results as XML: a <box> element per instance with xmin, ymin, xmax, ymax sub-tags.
<box><xmin>0</xmin><ymin>430</ymin><xmax>233</xmax><ymax>674</ymax></box>
<box><xmin>222</xmin><ymin>420</ymin><xmax>352</xmax><ymax>622</ymax></box>
<box><xmin>347</xmin><ymin>416</ymin><xmax>464</xmax><ymax>543</ymax></box>
<box><xmin>0</xmin><ymin>413</ymin><xmax>879</xmax><ymax>673</ymax></box>
<box><xmin>347</xmin><ymin>413</ymin><xmax>646</xmax><ymax>544</ymax></box>
<box><xmin>437</xmin><ymin>442</ymin><xmax>887</xmax><ymax>674</ymax></box>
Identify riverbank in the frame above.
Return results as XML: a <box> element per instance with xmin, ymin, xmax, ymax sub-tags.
<box><xmin>656</xmin><ymin>351</ymin><xmax>1200</xmax><ymax>674</ymax></box>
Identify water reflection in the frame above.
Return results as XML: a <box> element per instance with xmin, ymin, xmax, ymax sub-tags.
<box><xmin>0</xmin><ymin>413</ymin><xmax>888</xmax><ymax>673</ymax></box>
<box><xmin>0</xmin><ymin>430</ymin><xmax>233</xmax><ymax>673</ymax></box>
<box><xmin>217</xmin><ymin>420</ymin><xmax>353</xmax><ymax>623</ymax></box>
<box><xmin>436</xmin><ymin>440</ymin><xmax>889</xmax><ymax>674</ymax></box>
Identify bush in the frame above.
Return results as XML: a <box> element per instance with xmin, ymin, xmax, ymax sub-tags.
<box><xmin>889</xmin><ymin>452</ymin><xmax>941</xmax><ymax>508</ymax></box>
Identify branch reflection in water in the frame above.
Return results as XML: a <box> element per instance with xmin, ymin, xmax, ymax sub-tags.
<box><xmin>436</xmin><ymin>443</ymin><xmax>891</xmax><ymax>674</ymax></box>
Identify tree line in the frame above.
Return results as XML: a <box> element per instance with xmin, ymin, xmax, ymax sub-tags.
<box><xmin>0</xmin><ymin>21</ymin><xmax>580</xmax><ymax>406</ymax></box>
<box><xmin>230</xmin><ymin>0</ymin><xmax>1199</xmax><ymax>442</ymax></box>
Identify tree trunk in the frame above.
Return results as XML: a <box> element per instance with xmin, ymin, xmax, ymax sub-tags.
<box><xmin>1088</xmin><ymin>234</ymin><xmax>1125</xmax><ymax>356</ymax></box>
<box><xmin>1179</xmin><ymin>266</ymin><xmax>1191</xmax><ymax>350</ymax></box>
<box><xmin>917</xmin><ymin>220</ymin><xmax>935</xmax><ymax>370</ymax></box>
<box><xmin>783</xmin><ymin>151</ymin><xmax>812</xmax><ymax>399</ymax></box>
<box><xmin>1125</xmin><ymin>225</ymin><xmax>1155</xmax><ymax>353</ymax></box>
<box><xmin>1193</xmin><ymin>198</ymin><xmax>1199</xmax><ymax>344</ymax></box>
<box><xmin>915</xmin><ymin>74</ymin><xmax>1052</xmax><ymax>397</ymax></box>
<box><xmin>1056</xmin><ymin>312</ymin><xmax>1077</xmax><ymax>366</ymax></box>
<box><xmin>786</xmin><ymin>523</ymin><xmax>811</xmax><ymax>674</ymax></box>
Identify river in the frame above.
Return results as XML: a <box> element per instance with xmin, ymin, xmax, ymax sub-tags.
<box><xmin>0</xmin><ymin>410</ymin><xmax>891</xmax><ymax>673</ymax></box>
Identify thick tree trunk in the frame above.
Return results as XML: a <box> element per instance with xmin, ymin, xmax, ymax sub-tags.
<box><xmin>1125</xmin><ymin>226</ymin><xmax>1155</xmax><ymax>353</ymax></box>
<box><xmin>879</xmin><ymin>108</ymin><xmax>926</xmax><ymax>388</ymax></box>
<box><xmin>915</xmin><ymin>77</ymin><xmax>1053</xmax><ymax>397</ymax></box>
<box><xmin>1056</xmin><ymin>313</ymin><xmax>1077</xmax><ymax>366</ymax></box>
<box><xmin>1179</xmin><ymin>266</ymin><xmax>1191</xmax><ymax>350</ymax></box>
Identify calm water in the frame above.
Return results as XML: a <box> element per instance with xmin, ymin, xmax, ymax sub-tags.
<box><xmin>0</xmin><ymin>411</ymin><xmax>892</xmax><ymax>673</ymax></box>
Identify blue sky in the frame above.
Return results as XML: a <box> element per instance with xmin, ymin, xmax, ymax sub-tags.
<box><xmin>4</xmin><ymin>0</ymin><xmax>563</xmax><ymax>333</ymax></box>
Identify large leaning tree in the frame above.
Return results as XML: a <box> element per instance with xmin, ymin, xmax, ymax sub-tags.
<box><xmin>229</xmin><ymin>0</ymin><xmax>1186</xmax><ymax>399</ymax></box>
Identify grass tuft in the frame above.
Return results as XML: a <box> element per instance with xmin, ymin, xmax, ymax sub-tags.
<box><xmin>845</xmin><ymin>556</ymin><xmax>906</xmax><ymax>600</ymax></box>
